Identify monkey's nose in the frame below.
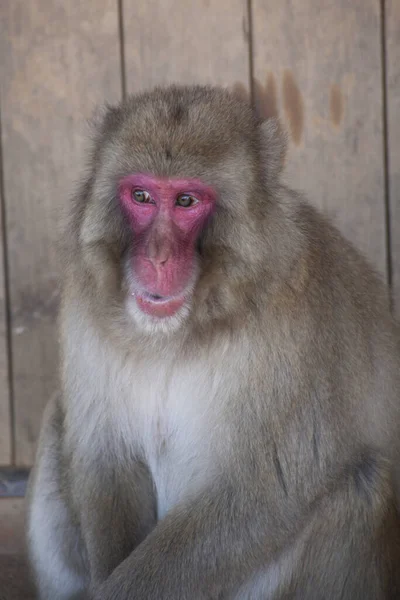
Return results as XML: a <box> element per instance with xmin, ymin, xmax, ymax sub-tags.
<box><xmin>149</xmin><ymin>253</ymin><xmax>170</xmax><ymax>268</ymax></box>
<box><xmin>146</xmin><ymin>244</ymin><xmax>170</xmax><ymax>267</ymax></box>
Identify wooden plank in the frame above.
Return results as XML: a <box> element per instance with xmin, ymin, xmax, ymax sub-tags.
<box><xmin>252</xmin><ymin>0</ymin><xmax>386</xmax><ymax>275</ymax></box>
<box><xmin>0</xmin><ymin>1</ymin><xmax>121</xmax><ymax>465</ymax></box>
<box><xmin>0</xmin><ymin>149</ymin><xmax>11</xmax><ymax>465</ymax></box>
<box><xmin>122</xmin><ymin>0</ymin><xmax>250</xmax><ymax>92</ymax></box>
<box><xmin>386</xmin><ymin>0</ymin><xmax>400</xmax><ymax>316</ymax></box>
<box><xmin>0</xmin><ymin>555</ymin><xmax>35</xmax><ymax>600</ymax></box>
<box><xmin>0</xmin><ymin>498</ymin><xmax>34</xmax><ymax>600</ymax></box>
<box><xmin>0</xmin><ymin>498</ymin><xmax>25</xmax><ymax>555</ymax></box>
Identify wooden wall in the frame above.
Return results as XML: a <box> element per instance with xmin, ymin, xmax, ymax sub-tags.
<box><xmin>0</xmin><ymin>0</ymin><xmax>398</xmax><ymax>467</ymax></box>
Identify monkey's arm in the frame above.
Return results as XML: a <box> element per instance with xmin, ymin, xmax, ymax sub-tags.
<box><xmin>75</xmin><ymin>460</ymin><xmax>157</xmax><ymax>586</ymax></box>
<box><xmin>93</xmin><ymin>439</ymin><xmax>378</xmax><ymax>600</ymax></box>
<box><xmin>93</xmin><ymin>479</ymin><xmax>272</xmax><ymax>599</ymax></box>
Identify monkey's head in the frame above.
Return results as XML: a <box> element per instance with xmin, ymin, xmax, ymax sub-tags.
<box><xmin>67</xmin><ymin>85</ymin><xmax>287</xmax><ymax>336</ymax></box>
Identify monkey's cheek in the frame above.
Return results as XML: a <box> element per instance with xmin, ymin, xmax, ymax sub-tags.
<box><xmin>135</xmin><ymin>294</ymin><xmax>186</xmax><ymax>318</ymax></box>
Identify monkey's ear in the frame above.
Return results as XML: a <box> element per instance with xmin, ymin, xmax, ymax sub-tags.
<box><xmin>230</xmin><ymin>82</ymin><xmax>251</xmax><ymax>104</ymax></box>
<box><xmin>86</xmin><ymin>104</ymin><xmax>112</xmax><ymax>141</ymax></box>
<box><xmin>88</xmin><ymin>104</ymin><xmax>109</xmax><ymax>129</ymax></box>
<box><xmin>259</xmin><ymin>118</ymin><xmax>288</xmax><ymax>182</ymax></box>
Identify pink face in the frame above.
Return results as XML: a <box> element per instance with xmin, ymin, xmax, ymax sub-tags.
<box><xmin>118</xmin><ymin>174</ymin><xmax>216</xmax><ymax>318</ymax></box>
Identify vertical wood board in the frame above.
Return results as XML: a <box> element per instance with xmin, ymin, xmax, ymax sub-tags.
<box><xmin>386</xmin><ymin>0</ymin><xmax>400</xmax><ymax>315</ymax></box>
<box><xmin>252</xmin><ymin>0</ymin><xmax>386</xmax><ymax>275</ymax></box>
<box><xmin>0</xmin><ymin>173</ymin><xmax>10</xmax><ymax>465</ymax></box>
<box><xmin>122</xmin><ymin>0</ymin><xmax>250</xmax><ymax>92</ymax></box>
<box><xmin>0</xmin><ymin>0</ymin><xmax>122</xmax><ymax>464</ymax></box>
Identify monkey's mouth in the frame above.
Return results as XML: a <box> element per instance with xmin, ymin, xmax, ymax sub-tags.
<box><xmin>147</xmin><ymin>293</ymin><xmax>168</xmax><ymax>302</ymax></box>
<box><xmin>133</xmin><ymin>290</ymin><xmax>186</xmax><ymax>318</ymax></box>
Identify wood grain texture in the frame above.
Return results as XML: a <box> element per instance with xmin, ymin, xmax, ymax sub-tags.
<box><xmin>0</xmin><ymin>555</ymin><xmax>35</xmax><ymax>600</ymax></box>
<box><xmin>252</xmin><ymin>0</ymin><xmax>386</xmax><ymax>275</ymax></box>
<box><xmin>122</xmin><ymin>0</ymin><xmax>250</xmax><ymax>92</ymax></box>
<box><xmin>0</xmin><ymin>0</ymin><xmax>121</xmax><ymax>465</ymax></box>
<box><xmin>0</xmin><ymin>174</ymin><xmax>10</xmax><ymax>465</ymax></box>
<box><xmin>0</xmin><ymin>498</ymin><xmax>25</xmax><ymax>555</ymax></box>
<box><xmin>386</xmin><ymin>0</ymin><xmax>400</xmax><ymax>316</ymax></box>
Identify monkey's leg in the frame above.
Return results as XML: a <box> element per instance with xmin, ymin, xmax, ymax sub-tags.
<box><xmin>26</xmin><ymin>401</ymin><xmax>89</xmax><ymax>600</ymax></box>
<box><xmin>239</xmin><ymin>462</ymin><xmax>400</xmax><ymax>600</ymax></box>
<box><xmin>284</xmin><ymin>482</ymin><xmax>400</xmax><ymax>600</ymax></box>
<box><xmin>236</xmin><ymin>499</ymin><xmax>400</xmax><ymax>600</ymax></box>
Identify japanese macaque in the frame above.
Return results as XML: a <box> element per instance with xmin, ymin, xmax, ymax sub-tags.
<box><xmin>26</xmin><ymin>85</ymin><xmax>400</xmax><ymax>600</ymax></box>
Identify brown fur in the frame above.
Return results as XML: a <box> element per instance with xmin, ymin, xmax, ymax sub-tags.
<box><xmin>27</xmin><ymin>85</ymin><xmax>400</xmax><ymax>600</ymax></box>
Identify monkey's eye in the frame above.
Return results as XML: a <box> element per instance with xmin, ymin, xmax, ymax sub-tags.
<box><xmin>132</xmin><ymin>190</ymin><xmax>152</xmax><ymax>204</ymax></box>
<box><xmin>176</xmin><ymin>194</ymin><xmax>198</xmax><ymax>208</ymax></box>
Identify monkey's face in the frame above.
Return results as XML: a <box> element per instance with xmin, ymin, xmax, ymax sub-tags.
<box><xmin>73</xmin><ymin>86</ymin><xmax>271</xmax><ymax>336</ymax></box>
<box><xmin>118</xmin><ymin>173</ymin><xmax>216</xmax><ymax>324</ymax></box>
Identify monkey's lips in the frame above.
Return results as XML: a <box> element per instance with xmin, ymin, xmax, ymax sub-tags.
<box><xmin>134</xmin><ymin>291</ymin><xmax>185</xmax><ymax>318</ymax></box>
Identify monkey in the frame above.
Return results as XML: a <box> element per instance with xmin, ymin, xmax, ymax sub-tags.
<box><xmin>26</xmin><ymin>84</ymin><xmax>400</xmax><ymax>600</ymax></box>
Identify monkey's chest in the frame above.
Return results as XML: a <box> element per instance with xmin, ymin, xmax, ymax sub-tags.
<box><xmin>129</xmin><ymin>370</ymin><xmax>218</xmax><ymax>520</ymax></box>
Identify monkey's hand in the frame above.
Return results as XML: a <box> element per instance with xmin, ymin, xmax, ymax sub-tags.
<box><xmin>91</xmin><ymin>480</ymin><xmax>276</xmax><ymax>600</ymax></box>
